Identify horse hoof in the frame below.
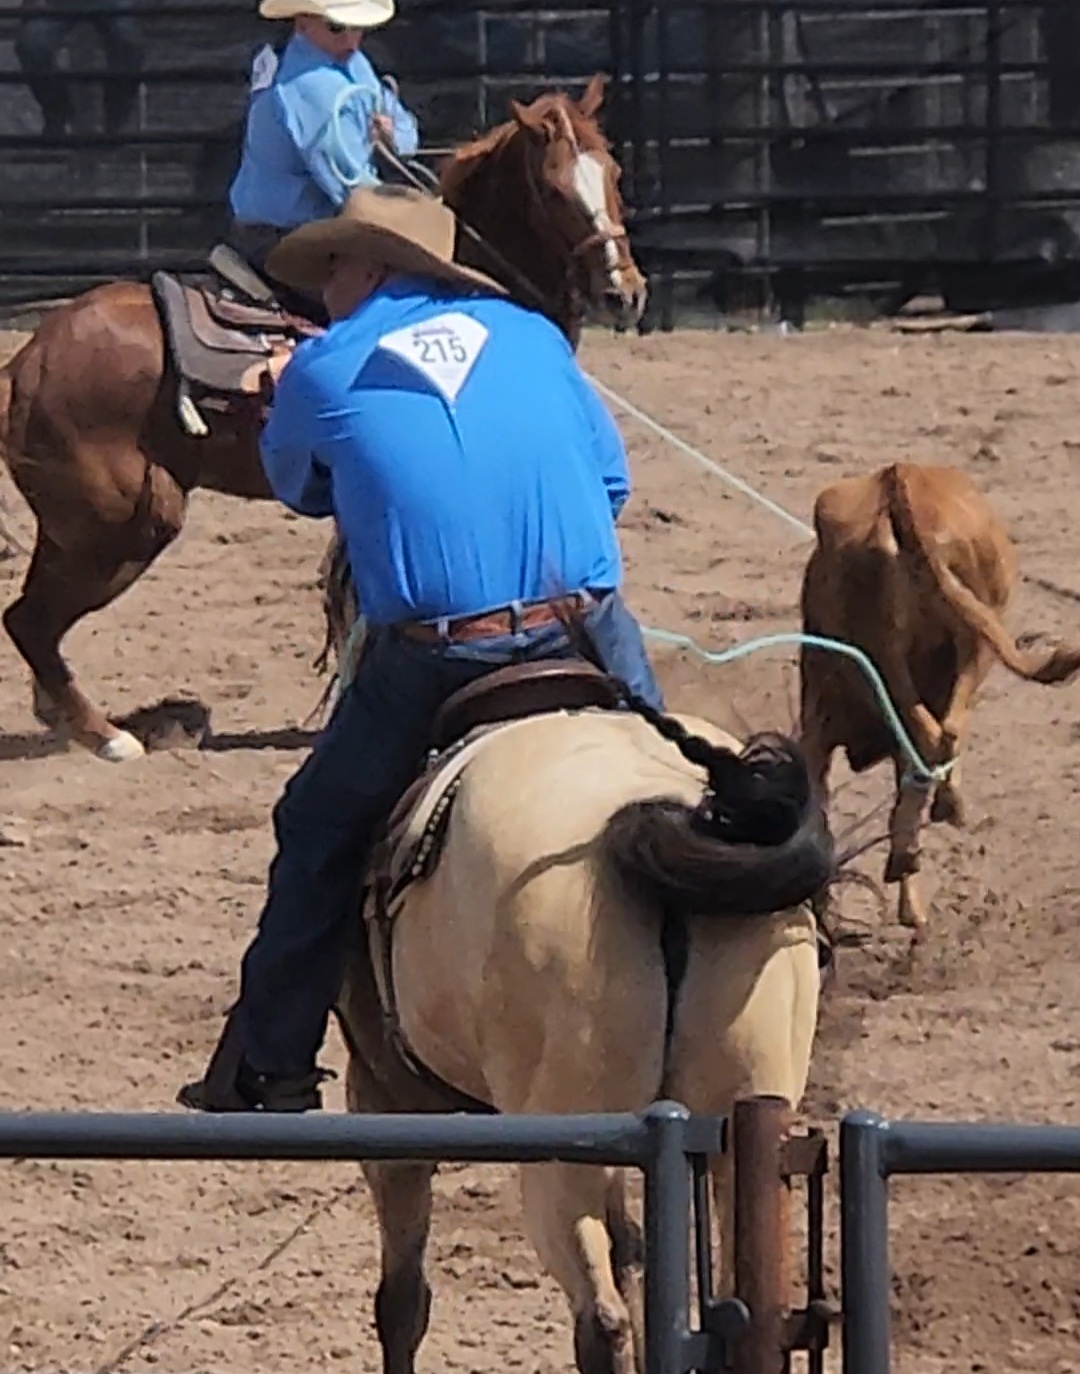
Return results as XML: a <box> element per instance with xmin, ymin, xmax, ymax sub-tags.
<box><xmin>97</xmin><ymin>730</ymin><xmax>146</xmax><ymax>764</ymax></box>
<box><xmin>884</xmin><ymin>852</ymin><xmax>918</xmax><ymax>883</ymax></box>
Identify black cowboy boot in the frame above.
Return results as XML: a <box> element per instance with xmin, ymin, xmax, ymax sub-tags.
<box><xmin>177</xmin><ymin>1004</ymin><xmax>331</xmax><ymax>1113</ymax></box>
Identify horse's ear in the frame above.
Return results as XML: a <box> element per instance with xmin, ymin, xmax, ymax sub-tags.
<box><xmin>510</xmin><ymin>98</ymin><xmax>544</xmax><ymax>133</ymax></box>
<box><xmin>578</xmin><ymin>72</ymin><xmax>607</xmax><ymax>119</ymax></box>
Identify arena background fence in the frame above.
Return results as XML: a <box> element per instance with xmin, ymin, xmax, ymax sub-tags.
<box><xmin>1</xmin><ymin>0</ymin><xmax>1079</xmax><ymax>324</ymax></box>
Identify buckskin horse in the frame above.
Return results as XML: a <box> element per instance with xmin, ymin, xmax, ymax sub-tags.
<box><xmin>0</xmin><ymin>74</ymin><xmax>646</xmax><ymax>762</ymax></box>
<box><xmin>320</xmin><ymin>635</ymin><xmax>833</xmax><ymax>1374</ymax></box>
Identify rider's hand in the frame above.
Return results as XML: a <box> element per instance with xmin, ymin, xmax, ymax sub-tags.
<box><xmin>370</xmin><ymin>114</ymin><xmax>394</xmax><ymax>146</ymax></box>
<box><xmin>240</xmin><ymin>345</ymin><xmax>294</xmax><ymax>401</ymax></box>
<box><xmin>265</xmin><ymin>347</ymin><xmax>294</xmax><ymax>384</ymax></box>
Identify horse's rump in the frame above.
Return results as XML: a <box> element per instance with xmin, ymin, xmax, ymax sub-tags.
<box><xmin>359</xmin><ymin>707</ymin><xmax>831</xmax><ymax>1109</ymax></box>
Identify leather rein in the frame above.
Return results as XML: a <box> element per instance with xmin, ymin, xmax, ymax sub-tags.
<box><xmin>374</xmin><ymin>136</ymin><xmax>629</xmax><ymax>330</ymax></box>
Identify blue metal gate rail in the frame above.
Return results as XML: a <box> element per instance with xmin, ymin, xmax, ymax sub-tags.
<box><xmin>0</xmin><ymin>1099</ymin><xmax>729</xmax><ymax>1374</ymax></box>
<box><xmin>840</xmin><ymin>1111</ymin><xmax>1080</xmax><ymax>1374</ymax></box>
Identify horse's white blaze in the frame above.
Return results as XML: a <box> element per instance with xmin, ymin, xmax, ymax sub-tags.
<box><xmin>571</xmin><ymin>150</ymin><xmax>624</xmax><ymax>286</ymax></box>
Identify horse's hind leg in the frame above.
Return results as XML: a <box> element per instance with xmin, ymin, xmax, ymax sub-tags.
<box><xmin>345</xmin><ymin>1057</ymin><xmax>435</xmax><ymax>1374</ymax></box>
<box><xmin>4</xmin><ymin>466</ymin><xmax>186</xmax><ymax>761</ymax></box>
<box><xmin>363</xmin><ymin>1159</ymin><xmax>436</xmax><ymax>1374</ymax></box>
<box><xmin>520</xmin><ymin>1162</ymin><xmax>638</xmax><ymax>1374</ymax></box>
<box><xmin>606</xmin><ymin>1171</ymin><xmax>645</xmax><ymax>1372</ymax></box>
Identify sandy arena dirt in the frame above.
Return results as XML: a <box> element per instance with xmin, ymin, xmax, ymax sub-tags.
<box><xmin>1</xmin><ymin>322</ymin><xmax>1080</xmax><ymax>1374</ymax></box>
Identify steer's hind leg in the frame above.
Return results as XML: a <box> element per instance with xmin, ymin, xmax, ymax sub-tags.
<box><xmin>884</xmin><ymin>756</ymin><xmax>933</xmax><ymax>938</ymax></box>
<box><xmin>930</xmin><ymin>634</ymin><xmax>989</xmax><ymax>827</ymax></box>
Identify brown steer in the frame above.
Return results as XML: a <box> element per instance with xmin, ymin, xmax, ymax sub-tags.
<box><xmin>799</xmin><ymin>460</ymin><xmax>1080</xmax><ymax>939</ymax></box>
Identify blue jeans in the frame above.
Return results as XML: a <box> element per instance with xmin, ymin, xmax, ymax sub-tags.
<box><xmin>239</xmin><ymin>592</ymin><xmax>663</xmax><ymax>1078</ymax></box>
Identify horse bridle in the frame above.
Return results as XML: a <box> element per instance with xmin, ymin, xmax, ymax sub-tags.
<box><xmin>376</xmin><ymin>142</ymin><xmax>552</xmax><ymax>312</ymax></box>
<box><xmin>551</xmin><ymin>106</ymin><xmax>634</xmax><ymax>287</ymax></box>
<box><xmin>375</xmin><ymin>130</ymin><xmax>630</xmax><ymax>321</ymax></box>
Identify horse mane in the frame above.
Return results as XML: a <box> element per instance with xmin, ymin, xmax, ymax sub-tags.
<box><xmin>439</xmin><ymin>90</ymin><xmax>613</xmax><ymax>202</ymax></box>
<box><xmin>439</xmin><ymin>121</ymin><xmax>517</xmax><ymax>199</ymax></box>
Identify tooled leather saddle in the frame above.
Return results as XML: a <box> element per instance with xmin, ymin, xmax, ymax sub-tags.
<box><xmin>150</xmin><ymin>242</ymin><xmax>324</xmax><ymax>437</ymax></box>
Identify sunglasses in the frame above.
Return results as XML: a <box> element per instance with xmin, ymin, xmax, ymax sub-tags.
<box><xmin>324</xmin><ymin>19</ymin><xmax>362</xmax><ymax>34</ymax></box>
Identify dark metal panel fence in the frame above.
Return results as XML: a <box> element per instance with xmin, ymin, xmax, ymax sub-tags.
<box><xmin>3</xmin><ymin>0</ymin><xmax>1077</xmax><ymax>319</ymax></box>
<box><xmin>609</xmin><ymin>0</ymin><xmax>1080</xmax><ymax>325</ymax></box>
<box><xmin>839</xmin><ymin>1110</ymin><xmax>1080</xmax><ymax>1374</ymax></box>
<box><xmin>0</xmin><ymin>0</ymin><xmax>613</xmax><ymax>306</ymax></box>
<box><xmin>0</xmin><ymin>1099</ymin><xmax>719</xmax><ymax>1374</ymax></box>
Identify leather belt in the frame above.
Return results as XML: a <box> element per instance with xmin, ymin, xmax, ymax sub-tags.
<box><xmin>398</xmin><ymin>593</ymin><xmax>589</xmax><ymax>645</ymax></box>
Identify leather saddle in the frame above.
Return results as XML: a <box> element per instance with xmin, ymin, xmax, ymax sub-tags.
<box><xmin>361</xmin><ymin>657</ymin><xmax>626</xmax><ymax>1105</ymax></box>
<box><xmin>150</xmin><ymin>243</ymin><xmax>324</xmax><ymax>437</ymax></box>
<box><xmin>371</xmin><ymin>658</ymin><xmax>626</xmax><ymax>903</ymax></box>
<box><xmin>431</xmin><ymin>658</ymin><xmax>624</xmax><ymax>753</ymax></box>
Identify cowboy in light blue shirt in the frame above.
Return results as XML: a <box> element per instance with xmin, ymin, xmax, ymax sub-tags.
<box><xmin>178</xmin><ymin>185</ymin><xmax>664</xmax><ymax>1115</ymax></box>
<box><xmin>227</xmin><ymin>0</ymin><xmax>420</xmax><ymax>280</ymax></box>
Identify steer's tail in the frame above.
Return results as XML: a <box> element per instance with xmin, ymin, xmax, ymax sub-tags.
<box><xmin>883</xmin><ymin>462</ymin><xmax>1080</xmax><ymax>685</ymax></box>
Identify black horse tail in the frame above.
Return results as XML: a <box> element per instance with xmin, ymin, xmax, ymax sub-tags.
<box><xmin>601</xmin><ymin>702</ymin><xmax>835</xmax><ymax>918</ymax></box>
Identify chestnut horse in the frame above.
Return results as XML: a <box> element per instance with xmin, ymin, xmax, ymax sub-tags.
<box><xmin>0</xmin><ymin>74</ymin><xmax>646</xmax><ymax>762</ymax></box>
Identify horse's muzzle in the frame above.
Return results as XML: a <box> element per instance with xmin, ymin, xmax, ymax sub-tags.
<box><xmin>604</xmin><ymin>284</ymin><xmax>648</xmax><ymax>329</ymax></box>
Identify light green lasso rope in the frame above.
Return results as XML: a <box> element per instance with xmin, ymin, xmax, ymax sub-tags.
<box><xmin>331</xmin><ymin>618</ymin><xmax>950</xmax><ymax>786</ymax></box>
<box><xmin>641</xmin><ymin>627</ymin><xmax>952</xmax><ymax>785</ymax></box>
<box><xmin>326</xmin><ymin>83</ymin><xmax>385</xmax><ymax>189</ymax></box>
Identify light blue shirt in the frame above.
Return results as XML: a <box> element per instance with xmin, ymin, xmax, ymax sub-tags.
<box><xmin>229</xmin><ymin>34</ymin><xmax>420</xmax><ymax>230</ymax></box>
<box><xmin>260</xmin><ymin>278</ymin><xmax>630</xmax><ymax>626</ymax></box>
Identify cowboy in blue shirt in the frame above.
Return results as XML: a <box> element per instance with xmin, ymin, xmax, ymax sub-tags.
<box><xmin>178</xmin><ymin>184</ymin><xmax>664</xmax><ymax>1114</ymax></box>
<box><xmin>227</xmin><ymin>0</ymin><xmax>420</xmax><ymax>286</ymax></box>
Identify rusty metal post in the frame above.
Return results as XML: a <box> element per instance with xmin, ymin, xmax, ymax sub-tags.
<box><xmin>732</xmin><ymin>1095</ymin><xmax>793</xmax><ymax>1374</ymax></box>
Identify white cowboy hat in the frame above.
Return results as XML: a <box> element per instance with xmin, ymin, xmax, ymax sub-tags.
<box><xmin>258</xmin><ymin>0</ymin><xmax>395</xmax><ymax>28</ymax></box>
<box><xmin>266</xmin><ymin>184</ymin><xmax>507</xmax><ymax>297</ymax></box>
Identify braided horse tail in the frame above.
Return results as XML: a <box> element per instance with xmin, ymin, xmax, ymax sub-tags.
<box><xmin>311</xmin><ymin>550</ymin><xmax>833</xmax><ymax>914</ymax></box>
<box><xmin>554</xmin><ymin>602</ymin><xmax>834</xmax><ymax>916</ymax></box>
<box><xmin>603</xmin><ymin>694</ymin><xmax>835</xmax><ymax>917</ymax></box>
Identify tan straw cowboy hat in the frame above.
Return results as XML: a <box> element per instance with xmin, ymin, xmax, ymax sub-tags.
<box><xmin>258</xmin><ymin>0</ymin><xmax>395</xmax><ymax>28</ymax></box>
<box><xmin>266</xmin><ymin>184</ymin><xmax>507</xmax><ymax>297</ymax></box>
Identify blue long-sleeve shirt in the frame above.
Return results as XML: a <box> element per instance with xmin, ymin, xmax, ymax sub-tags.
<box><xmin>230</xmin><ymin>34</ymin><xmax>420</xmax><ymax>230</ymax></box>
<box><xmin>260</xmin><ymin>278</ymin><xmax>631</xmax><ymax>626</ymax></box>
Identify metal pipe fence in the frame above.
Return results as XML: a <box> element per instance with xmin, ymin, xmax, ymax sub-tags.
<box><xmin>2</xmin><ymin>0</ymin><xmax>1079</xmax><ymax>316</ymax></box>
<box><xmin>840</xmin><ymin>1110</ymin><xmax>1080</xmax><ymax>1374</ymax></box>
<box><xmin>8</xmin><ymin>1094</ymin><xmax>1072</xmax><ymax>1371</ymax></box>
<box><xmin>0</xmin><ymin>1098</ymin><xmax>726</xmax><ymax>1374</ymax></box>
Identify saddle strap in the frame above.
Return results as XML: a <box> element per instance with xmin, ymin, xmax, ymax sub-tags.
<box><xmin>367</xmin><ymin>780</ymin><xmax>496</xmax><ymax>1114</ymax></box>
<box><xmin>361</xmin><ymin>708</ymin><xmax>608</xmax><ymax>1115</ymax></box>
